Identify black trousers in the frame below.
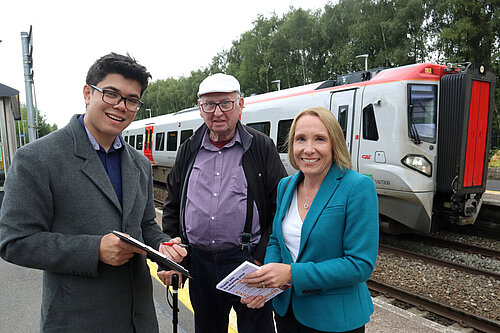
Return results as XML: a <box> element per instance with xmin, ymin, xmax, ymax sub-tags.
<box><xmin>188</xmin><ymin>246</ymin><xmax>275</xmax><ymax>333</ymax></box>
<box><xmin>274</xmin><ymin>304</ymin><xmax>365</xmax><ymax>333</ymax></box>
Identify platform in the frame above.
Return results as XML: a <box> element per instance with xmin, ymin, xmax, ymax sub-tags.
<box><xmin>0</xmin><ymin>189</ymin><xmax>497</xmax><ymax>332</ymax></box>
<box><xmin>1</xmin><ymin>255</ymin><xmax>467</xmax><ymax>333</ymax></box>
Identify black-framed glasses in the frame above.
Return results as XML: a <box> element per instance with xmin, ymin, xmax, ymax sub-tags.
<box><xmin>200</xmin><ymin>100</ymin><xmax>238</xmax><ymax>113</ymax></box>
<box><xmin>89</xmin><ymin>85</ymin><xmax>144</xmax><ymax>112</ymax></box>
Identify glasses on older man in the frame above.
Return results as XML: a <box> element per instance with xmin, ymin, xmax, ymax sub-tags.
<box><xmin>89</xmin><ymin>85</ymin><xmax>144</xmax><ymax>112</ymax></box>
<box><xmin>200</xmin><ymin>100</ymin><xmax>238</xmax><ymax>113</ymax></box>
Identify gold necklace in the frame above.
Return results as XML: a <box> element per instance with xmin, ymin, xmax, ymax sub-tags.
<box><xmin>303</xmin><ymin>180</ymin><xmax>310</xmax><ymax>210</ymax></box>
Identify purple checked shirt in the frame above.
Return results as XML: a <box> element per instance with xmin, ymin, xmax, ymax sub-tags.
<box><xmin>184</xmin><ymin>129</ymin><xmax>261</xmax><ymax>251</ymax></box>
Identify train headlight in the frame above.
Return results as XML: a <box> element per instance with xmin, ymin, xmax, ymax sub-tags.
<box><xmin>401</xmin><ymin>154</ymin><xmax>432</xmax><ymax>177</ymax></box>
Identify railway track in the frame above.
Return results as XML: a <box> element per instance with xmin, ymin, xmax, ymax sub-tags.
<box><xmin>404</xmin><ymin>233</ymin><xmax>500</xmax><ymax>259</ymax></box>
<box><xmin>379</xmin><ymin>244</ymin><xmax>500</xmax><ymax>280</ymax></box>
<box><xmin>367</xmin><ymin>279</ymin><xmax>500</xmax><ymax>333</ymax></box>
<box><xmin>375</xmin><ymin>242</ymin><xmax>500</xmax><ymax>332</ymax></box>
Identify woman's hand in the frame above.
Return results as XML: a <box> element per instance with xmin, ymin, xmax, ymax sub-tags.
<box><xmin>241</xmin><ymin>295</ymin><xmax>266</xmax><ymax>309</ymax></box>
<box><xmin>240</xmin><ymin>263</ymin><xmax>291</xmax><ymax>309</ymax></box>
<box><xmin>241</xmin><ymin>263</ymin><xmax>292</xmax><ymax>289</ymax></box>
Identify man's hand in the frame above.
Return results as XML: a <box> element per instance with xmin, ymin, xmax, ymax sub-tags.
<box><xmin>98</xmin><ymin>233</ymin><xmax>147</xmax><ymax>266</ymax></box>
<box><xmin>157</xmin><ymin>270</ymin><xmax>183</xmax><ymax>288</ymax></box>
<box><xmin>157</xmin><ymin>237</ymin><xmax>188</xmax><ymax>287</ymax></box>
<box><xmin>159</xmin><ymin>237</ymin><xmax>188</xmax><ymax>263</ymax></box>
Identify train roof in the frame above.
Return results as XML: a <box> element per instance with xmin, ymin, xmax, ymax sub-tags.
<box><xmin>124</xmin><ymin>62</ymin><xmax>451</xmax><ymax>131</ymax></box>
<box><xmin>125</xmin><ymin>106</ymin><xmax>199</xmax><ymax>131</ymax></box>
<box><xmin>244</xmin><ymin>82</ymin><xmax>323</xmax><ymax>105</ymax></box>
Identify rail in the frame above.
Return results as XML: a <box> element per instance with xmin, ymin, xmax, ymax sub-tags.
<box><xmin>368</xmin><ymin>279</ymin><xmax>500</xmax><ymax>333</ymax></box>
<box><xmin>379</xmin><ymin>244</ymin><xmax>500</xmax><ymax>280</ymax></box>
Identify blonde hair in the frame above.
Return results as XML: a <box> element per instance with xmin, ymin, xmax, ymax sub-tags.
<box><xmin>287</xmin><ymin>107</ymin><xmax>352</xmax><ymax>171</ymax></box>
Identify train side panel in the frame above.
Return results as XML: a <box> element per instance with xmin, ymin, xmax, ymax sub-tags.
<box><xmin>121</xmin><ymin>63</ymin><xmax>495</xmax><ymax>234</ymax></box>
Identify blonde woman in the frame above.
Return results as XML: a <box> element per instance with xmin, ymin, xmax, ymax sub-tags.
<box><xmin>241</xmin><ymin>107</ymin><xmax>379</xmax><ymax>332</ymax></box>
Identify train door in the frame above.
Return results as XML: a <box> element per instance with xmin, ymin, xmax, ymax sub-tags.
<box><xmin>144</xmin><ymin>125</ymin><xmax>154</xmax><ymax>164</ymax></box>
<box><xmin>330</xmin><ymin>88</ymin><xmax>358</xmax><ymax>168</ymax></box>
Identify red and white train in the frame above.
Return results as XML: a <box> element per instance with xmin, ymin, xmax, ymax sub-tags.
<box><xmin>122</xmin><ymin>63</ymin><xmax>496</xmax><ymax>233</ymax></box>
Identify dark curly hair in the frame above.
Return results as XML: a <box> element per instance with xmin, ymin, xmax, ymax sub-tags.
<box><xmin>86</xmin><ymin>53</ymin><xmax>151</xmax><ymax>96</ymax></box>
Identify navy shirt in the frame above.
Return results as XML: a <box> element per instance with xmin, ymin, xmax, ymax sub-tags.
<box><xmin>78</xmin><ymin>115</ymin><xmax>123</xmax><ymax>206</ymax></box>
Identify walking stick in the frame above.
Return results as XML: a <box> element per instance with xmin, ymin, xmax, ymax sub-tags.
<box><xmin>171</xmin><ymin>274</ymin><xmax>179</xmax><ymax>333</ymax></box>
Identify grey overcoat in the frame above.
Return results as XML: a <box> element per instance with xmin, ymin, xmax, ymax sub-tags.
<box><xmin>0</xmin><ymin>115</ymin><xmax>169</xmax><ymax>332</ymax></box>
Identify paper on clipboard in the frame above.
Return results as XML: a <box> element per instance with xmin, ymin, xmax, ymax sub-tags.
<box><xmin>216</xmin><ymin>261</ymin><xmax>285</xmax><ymax>302</ymax></box>
<box><xmin>112</xmin><ymin>230</ymin><xmax>192</xmax><ymax>278</ymax></box>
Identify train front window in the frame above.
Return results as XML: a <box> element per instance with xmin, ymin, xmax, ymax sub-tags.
<box><xmin>408</xmin><ymin>84</ymin><xmax>437</xmax><ymax>143</ymax></box>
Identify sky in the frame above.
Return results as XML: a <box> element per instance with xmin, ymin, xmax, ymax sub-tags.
<box><xmin>1</xmin><ymin>0</ymin><xmax>332</xmax><ymax>129</ymax></box>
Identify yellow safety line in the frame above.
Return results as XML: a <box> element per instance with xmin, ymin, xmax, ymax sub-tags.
<box><xmin>147</xmin><ymin>259</ymin><xmax>238</xmax><ymax>333</ymax></box>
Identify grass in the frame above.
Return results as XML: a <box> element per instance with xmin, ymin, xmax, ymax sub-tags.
<box><xmin>489</xmin><ymin>148</ymin><xmax>500</xmax><ymax>168</ymax></box>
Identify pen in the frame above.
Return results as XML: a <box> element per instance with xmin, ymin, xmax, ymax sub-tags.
<box><xmin>162</xmin><ymin>242</ymin><xmax>188</xmax><ymax>248</ymax></box>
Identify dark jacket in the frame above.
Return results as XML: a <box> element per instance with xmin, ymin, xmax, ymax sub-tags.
<box><xmin>162</xmin><ymin>121</ymin><xmax>287</xmax><ymax>262</ymax></box>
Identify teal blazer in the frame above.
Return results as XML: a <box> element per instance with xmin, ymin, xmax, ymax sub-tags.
<box><xmin>265</xmin><ymin>164</ymin><xmax>379</xmax><ymax>332</ymax></box>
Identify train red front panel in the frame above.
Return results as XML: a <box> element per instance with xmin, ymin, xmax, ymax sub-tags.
<box><xmin>463</xmin><ymin>80</ymin><xmax>489</xmax><ymax>187</ymax></box>
<box><xmin>144</xmin><ymin>125</ymin><xmax>154</xmax><ymax>164</ymax></box>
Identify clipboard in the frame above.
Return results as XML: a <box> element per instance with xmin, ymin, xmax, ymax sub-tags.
<box><xmin>112</xmin><ymin>230</ymin><xmax>192</xmax><ymax>278</ymax></box>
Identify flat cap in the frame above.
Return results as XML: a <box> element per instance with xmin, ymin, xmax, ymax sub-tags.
<box><xmin>198</xmin><ymin>73</ymin><xmax>240</xmax><ymax>97</ymax></box>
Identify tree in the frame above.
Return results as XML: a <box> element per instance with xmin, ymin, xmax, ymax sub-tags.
<box><xmin>225</xmin><ymin>13</ymin><xmax>283</xmax><ymax>95</ymax></box>
<box><xmin>15</xmin><ymin>104</ymin><xmax>58</xmax><ymax>146</ymax></box>
<box><xmin>425</xmin><ymin>0</ymin><xmax>499</xmax><ymax>130</ymax></box>
<box><xmin>321</xmin><ymin>0</ymin><xmax>428</xmax><ymax>76</ymax></box>
<box><xmin>135</xmin><ymin>0</ymin><xmax>499</xmax><ymax>130</ymax></box>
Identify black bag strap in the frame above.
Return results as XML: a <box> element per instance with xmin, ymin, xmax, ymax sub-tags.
<box><xmin>241</xmin><ymin>185</ymin><xmax>254</xmax><ymax>249</ymax></box>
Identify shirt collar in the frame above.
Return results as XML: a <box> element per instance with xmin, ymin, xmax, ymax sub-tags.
<box><xmin>78</xmin><ymin>114</ymin><xmax>123</xmax><ymax>151</ymax></box>
<box><xmin>201</xmin><ymin>128</ymin><xmax>241</xmax><ymax>151</ymax></box>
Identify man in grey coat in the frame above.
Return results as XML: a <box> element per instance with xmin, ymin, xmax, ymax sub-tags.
<box><xmin>0</xmin><ymin>53</ymin><xmax>186</xmax><ymax>332</ymax></box>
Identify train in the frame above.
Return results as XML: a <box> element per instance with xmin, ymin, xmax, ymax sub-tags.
<box><xmin>122</xmin><ymin>63</ymin><xmax>496</xmax><ymax>234</ymax></box>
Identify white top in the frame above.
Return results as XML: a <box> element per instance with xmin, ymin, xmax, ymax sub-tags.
<box><xmin>282</xmin><ymin>188</ymin><xmax>303</xmax><ymax>262</ymax></box>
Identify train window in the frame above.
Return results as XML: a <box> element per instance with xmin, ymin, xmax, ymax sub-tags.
<box><xmin>408</xmin><ymin>84</ymin><xmax>437</xmax><ymax>143</ymax></box>
<box><xmin>338</xmin><ymin>105</ymin><xmax>348</xmax><ymax>138</ymax></box>
<box><xmin>180</xmin><ymin>129</ymin><xmax>193</xmax><ymax>145</ymax></box>
<box><xmin>136</xmin><ymin>134</ymin><xmax>143</xmax><ymax>150</ymax></box>
<box><xmin>167</xmin><ymin>131</ymin><xmax>177</xmax><ymax>151</ymax></box>
<box><xmin>124</xmin><ymin>136</ymin><xmax>128</xmax><ymax>144</ymax></box>
<box><xmin>277</xmin><ymin>119</ymin><xmax>293</xmax><ymax>153</ymax></box>
<box><xmin>129</xmin><ymin>135</ymin><xmax>136</xmax><ymax>148</ymax></box>
<box><xmin>362</xmin><ymin>104</ymin><xmax>379</xmax><ymax>141</ymax></box>
<box><xmin>246</xmin><ymin>122</ymin><xmax>270</xmax><ymax>136</ymax></box>
<box><xmin>156</xmin><ymin>132</ymin><xmax>165</xmax><ymax>151</ymax></box>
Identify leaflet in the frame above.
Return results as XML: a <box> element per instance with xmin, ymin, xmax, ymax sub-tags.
<box><xmin>216</xmin><ymin>261</ymin><xmax>285</xmax><ymax>302</ymax></box>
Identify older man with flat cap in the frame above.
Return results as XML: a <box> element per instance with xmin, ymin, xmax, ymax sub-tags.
<box><xmin>159</xmin><ymin>73</ymin><xmax>286</xmax><ymax>332</ymax></box>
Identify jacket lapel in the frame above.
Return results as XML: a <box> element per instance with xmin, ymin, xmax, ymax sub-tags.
<box><xmin>276</xmin><ymin>174</ymin><xmax>302</xmax><ymax>263</ymax></box>
<box><xmin>70</xmin><ymin>116</ymin><xmax>122</xmax><ymax>214</ymax></box>
<box><xmin>296</xmin><ymin>165</ymin><xmax>345</xmax><ymax>261</ymax></box>
<box><xmin>121</xmin><ymin>146</ymin><xmax>140</xmax><ymax>228</ymax></box>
